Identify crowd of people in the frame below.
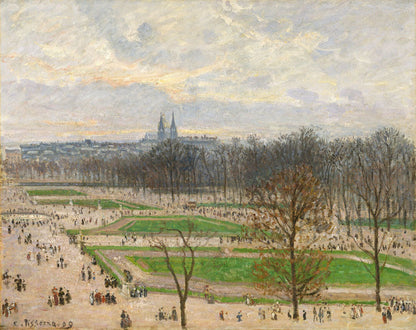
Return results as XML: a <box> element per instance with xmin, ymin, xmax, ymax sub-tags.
<box><xmin>89</xmin><ymin>290</ymin><xmax>117</xmax><ymax>305</ymax></box>
<box><xmin>2</xmin><ymin>299</ymin><xmax>18</xmax><ymax>318</ymax></box>
<box><xmin>80</xmin><ymin>265</ymin><xmax>96</xmax><ymax>282</ymax></box>
<box><xmin>155</xmin><ymin>306</ymin><xmax>178</xmax><ymax>321</ymax></box>
<box><xmin>104</xmin><ymin>275</ymin><xmax>119</xmax><ymax>288</ymax></box>
<box><xmin>129</xmin><ymin>284</ymin><xmax>148</xmax><ymax>298</ymax></box>
<box><xmin>387</xmin><ymin>297</ymin><xmax>416</xmax><ymax>315</ymax></box>
<box><xmin>313</xmin><ymin>305</ymin><xmax>332</xmax><ymax>322</ymax></box>
<box><xmin>3</xmin><ymin>271</ymin><xmax>26</xmax><ymax>292</ymax></box>
<box><xmin>345</xmin><ymin>304</ymin><xmax>364</xmax><ymax>320</ymax></box>
<box><xmin>257</xmin><ymin>303</ymin><xmax>282</xmax><ymax>320</ymax></box>
<box><xmin>48</xmin><ymin>287</ymin><xmax>72</xmax><ymax>307</ymax></box>
<box><xmin>120</xmin><ymin>310</ymin><xmax>132</xmax><ymax>328</ymax></box>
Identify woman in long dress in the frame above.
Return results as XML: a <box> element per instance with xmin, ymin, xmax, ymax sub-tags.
<box><xmin>53</xmin><ymin>292</ymin><xmax>59</xmax><ymax>306</ymax></box>
<box><xmin>89</xmin><ymin>292</ymin><xmax>94</xmax><ymax>305</ymax></box>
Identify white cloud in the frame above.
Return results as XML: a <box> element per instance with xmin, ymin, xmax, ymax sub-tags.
<box><xmin>1</xmin><ymin>0</ymin><xmax>414</xmax><ymax>143</ymax></box>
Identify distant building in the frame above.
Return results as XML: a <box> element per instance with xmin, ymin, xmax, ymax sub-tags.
<box><xmin>157</xmin><ymin>112</ymin><xmax>178</xmax><ymax>141</ymax></box>
<box><xmin>19</xmin><ymin>113</ymin><xmax>218</xmax><ymax>161</ymax></box>
<box><xmin>5</xmin><ymin>148</ymin><xmax>22</xmax><ymax>163</ymax></box>
<box><xmin>149</xmin><ymin>112</ymin><xmax>217</xmax><ymax>147</ymax></box>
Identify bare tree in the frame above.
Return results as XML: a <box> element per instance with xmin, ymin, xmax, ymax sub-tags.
<box><xmin>149</xmin><ymin>221</ymin><xmax>198</xmax><ymax>328</ymax></box>
<box><xmin>246</xmin><ymin>165</ymin><xmax>332</xmax><ymax>320</ymax></box>
<box><xmin>348</xmin><ymin>128</ymin><xmax>415</xmax><ymax>311</ymax></box>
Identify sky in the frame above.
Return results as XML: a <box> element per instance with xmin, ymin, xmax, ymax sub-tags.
<box><xmin>1</xmin><ymin>0</ymin><xmax>415</xmax><ymax>145</ymax></box>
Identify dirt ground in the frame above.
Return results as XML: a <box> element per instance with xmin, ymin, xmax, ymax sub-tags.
<box><xmin>1</xmin><ymin>217</ymin><xmax>415</xmax><ymax>330</ymax></box>
<box><xmin>1</xmin><ymin>186</ymin><xmax>415</xmax><ymax>329</ymax></box>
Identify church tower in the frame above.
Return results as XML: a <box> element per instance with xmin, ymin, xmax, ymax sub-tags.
<box><xmin>170</xmin><ymin>112</ymin><xmax>178</xmax><ymax>140</ymax></box>
<box><xmin>157</xmin><ymin>113</ymin><xmax>167</xmax><ymax>141</ymax></box>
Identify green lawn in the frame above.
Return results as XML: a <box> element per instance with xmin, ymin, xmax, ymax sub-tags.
<box><xmin>37</xmin><ymin>199</ymin><xmax>73</xmax><ymax>205</ymax></box>
<box><xmin>119</xmin><ymin>216</ymin><xmax>242</xmax><ymax>234</ymax></box>
<box><xmin>232</xmin><ymin>248</ymin><xmax>415</xmax><ymax>272</ymax></box>
<box><xmin>27</xmin><ymin>189</ymin><xmax>86</xmax><ymax>196</ymax></box>
<box><xmin>84</xmin><ymin>245</ymin><xmax>222</xmax><ymax>252</ymax></box>
<box><xmin>325</xmin><ymin>250</ymin><xmax>416</xmax><ymax>271</ymax></box>
<box><xmin>116</xmin><ymin>200</ymin><xmax>160</xmax><ymax>210</ymax></box>
<box><xmin>128</xmin><ymin>256</ymin><xmax>415</xmax><ymax>287</ymax></box>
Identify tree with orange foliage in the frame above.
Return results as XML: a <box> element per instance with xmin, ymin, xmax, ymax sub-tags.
<box><xmin>246</xmin><ymin>165</ymin><xmax>332</xmax><ymax>320</ymax></box>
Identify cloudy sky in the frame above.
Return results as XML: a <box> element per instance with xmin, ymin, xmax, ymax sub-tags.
<box><xmin>1</xmin><ymin>0</ymin><xmax>415</xmax><ymax>145</ymax></box>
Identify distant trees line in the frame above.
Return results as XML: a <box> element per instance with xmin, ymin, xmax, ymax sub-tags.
<box><xmin>5</xmin><ymin>127</ymin><xmax>416</xmax><ymax>229</ymax></box>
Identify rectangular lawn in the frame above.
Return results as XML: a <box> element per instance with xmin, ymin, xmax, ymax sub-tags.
<box><xmin>127</xmin><ymin>256</ymin><xmax>415</xmax><ymax>287</ymax></box>
<box><xmin>116</xmin><ymin>200</ymin><xmax>160</xmax><ymax>210</ymax></box>
<box><xmin>27</xmin><ymin>189</ymin><xmax>86</xmax><ymax>196</ymax></box>
<box><xmin>119</xmin><ymin>216</ymin><xmax>242</xmax><ymax>234</ymax></box>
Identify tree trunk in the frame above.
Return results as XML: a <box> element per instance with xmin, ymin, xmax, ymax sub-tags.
<box><xmin>290</xmin><ymin>240</ymin><xmax>299</xmax><ymax>320</ymax></box>
<box><xmin>180</xmin><ymin>297</ymin><xmax>187</xmax><ymax>327</ymax></box>
<box><xmin>223</xmin><ymin>166</ymin><xmax>227</xmax><ymax>211</ymax></box>
<box><xmin>386</xmin><ymin>200</ymin><xmax>391</xmax><ymax>231</ymax></box>
<box><xmin>374</xmin><ymin>221</ymin><xmax>382</xmax><ymax>312</ymax></box>
<box><xmin>170</xmin><ymin>170</ymin><xmax>175</xmax><ymax>203</ymax></box>
<box><xmin>357</xmin><ymin>198</ymin><xmax>363</xmax><ymax>241</ymax></box>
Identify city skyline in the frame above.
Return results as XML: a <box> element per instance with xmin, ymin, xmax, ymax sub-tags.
<box><xmin>1</xmin><ymin>0</ymin><xmax>415</xmax><ymax>145</ymax></box>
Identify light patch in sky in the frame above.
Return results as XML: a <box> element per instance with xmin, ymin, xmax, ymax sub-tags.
<box><xmin>1</xmin><ymin>0</ymin><xmax>414</xmax><ymax>145</ymax></box>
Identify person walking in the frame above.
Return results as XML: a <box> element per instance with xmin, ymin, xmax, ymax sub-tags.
<box><xmin>171</xmin><ymin>306</ymin><xmax>177</xmax><ymax>321</ymax></box>
<box><xmin>382</xmin><ymin>308</ymin><xmax>387</xmax><ymax>324</ymax></box>
<box><xmin>387</xmin><ymin>307</ymin><xmax>392</xmax><ymax>321</ymax></box>
<box><xmin>89</xmin><ymin>292</ymin><xmax>94</xmax><ymax>305</ymax></box>
<box><xmin>120</xmin><ymin>310</ymin><xmax>126</xmax><ymax>328</ymax></box>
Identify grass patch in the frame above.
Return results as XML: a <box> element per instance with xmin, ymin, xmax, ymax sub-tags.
<box><xmin>85</xmin><ymin>245</ymin><xmax>222</xmax><ymax>253</ymax></box>
<box><xmin>66</xmin><ymin>229</ymin><xmax>82</xmax><ymax>235</ymax></box>
<box><xmin>119</xmin><ymin>216</ymin><xmax>242</xmax><ymax>234</ymax></box>
<box><xmin>325</xmin><ymin>251</ymin><xmax>416</xmax><ymax>272</ymax></box>
<box><xmin>37</xmin><ymin>199</ymin><xmax>74</xmax><ymax>205</ymax></box>
<box><xmin>379</xmin><ymin>254</ymin><xmax>416</xmax><ymax>271</ymax></box>
<box><xmin>232</xmin><ymin>248</ymin><xmax>415</xmax><ymax>272</ymax></box>
<box><xmin>327</xmin><ymin>259</ymin><xmax>415</xmax><ymax>286</ymax></box>
<box><xmin>27</xmin><ymin>189</ymin><xmax>86</xmax><ymax>196</ymax></box>
<box><xmin>127</xmin><ymin>256</ymin><xmax>415</xmax><ymax>287</ymax></box>
<box><xmin>125</xmin><ymin>215</ymin><xmax>186</xmax><ymax>219</ymax></box>
<box><xmin>116</xmin><ymin>200</ymin><xmax>160</xmax><ymax>210</ymax></box>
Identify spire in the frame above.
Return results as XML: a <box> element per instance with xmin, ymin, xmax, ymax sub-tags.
<box><xmin>170</xmin><ymin>112</ymin><xmax>178</xmax><ymax>140</ymax></box>
<box><xmin>158</xmin><ymin>113</ymin><xmax>166</xmax><ymax>141</ymax></box>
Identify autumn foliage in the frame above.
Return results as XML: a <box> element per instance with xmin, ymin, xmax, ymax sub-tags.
<box><xmin>246</xmin><ymin>165</ymin><xmax>332</xmax><ymax>320</ymax></box>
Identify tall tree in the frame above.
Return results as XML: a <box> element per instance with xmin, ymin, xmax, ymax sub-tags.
<box><xmin>149</xmin><ymin>221</ymin><xmax>197</xmax><ymax>328</ymax></box>
<box><xmin>246</xmin><ymin>165</ymin><xmax>332</xmax><ymax>320</ymax></box>
<box><xmin>349</xmin><ymin>128</ymin><xmax>415</xmax><ymax>311</ymax></box>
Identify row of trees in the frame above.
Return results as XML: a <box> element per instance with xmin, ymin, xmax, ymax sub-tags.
<box><xmin>245</xmin><ymin>128</ymin><xmax>415</xmax><ymax>317</ymax></box>
<box><xmin>7</xmin><ymin>127</ymin><xmax>416</xmax><ymax>230</ymax></box>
